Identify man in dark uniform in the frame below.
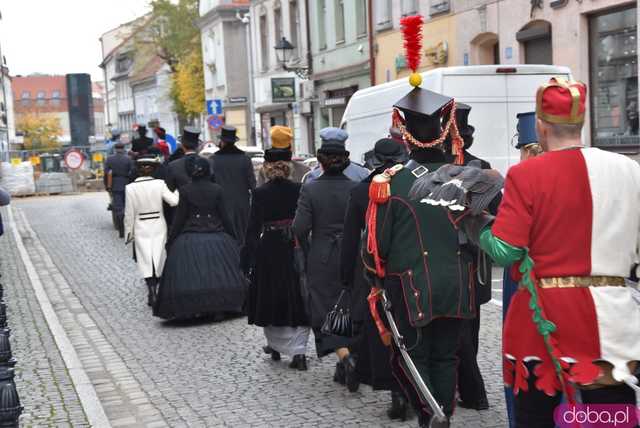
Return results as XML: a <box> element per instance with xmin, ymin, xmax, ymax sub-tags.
<box><xmin>104</xmin><ymin>142</ymin><xmax>135</xmax><ymax>238</ymax></box>
<box><xmin>444</xmin><ymin>104</ymin><xmax>498</xmax><ymax>411</ymax></box>
<box><xmin>130</xmin><ymin>125</ymin><xmax>154</xmax><ymax>158</ymax></box>
<box><xmin>364</xmin><ymin>84</ymin><xmax>474</xmax><ymax>427</ymax></box>
<box><xmin>341</xmin><ymin>137</ymin><xmax>410</xmax><ymax>420</ymax></box>
<box><xmin>209</xmin><ymin>125</ymin><xmax>256</xmax><ymax>245</ymax></box>
<box><xmin>165</xmin><ymin>127</ymin><xmax>201</xmax><ymax>191</ymax></box>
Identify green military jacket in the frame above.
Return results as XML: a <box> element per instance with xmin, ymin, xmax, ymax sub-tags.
<box><xmin>364</xmin><ymin>162</ymin><xmax>475</xmax><ymax>327</ymax></box>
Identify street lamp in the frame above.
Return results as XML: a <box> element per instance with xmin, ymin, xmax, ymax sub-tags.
<box><xmin>274</xmin><ymin>37</ymin><xmax>310</xmax><ymax>80</ymax></box>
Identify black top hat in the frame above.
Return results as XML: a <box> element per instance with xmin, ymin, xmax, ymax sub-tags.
<box><xmin>181</xmin><ymin>126</ymin><xmax>200</xmax><ymax>145</ymax></box>
<box><xmin>452</xmin><ymin>103</ymin><xmax>474</xmax><ymax>137</ymax></box>
<box><xmin>220</xmin><ymin>125</ymin><xmax>239</xmax><ymax>144</ymax></box>
<box><xmin>137</xmin><ymin>125</ymin><xmax>147</xmax><ymax>137</ymax></box>
<box><xmin>394</xmin><ymin>87</ymin><xmax>453</xmax><ymax>142</ymax></box>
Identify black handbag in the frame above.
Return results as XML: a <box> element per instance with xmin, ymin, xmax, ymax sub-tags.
<box><xmin>321</xmin><ymin>289</ymin><xmax>353</xmax><ymax>337</ymax></box>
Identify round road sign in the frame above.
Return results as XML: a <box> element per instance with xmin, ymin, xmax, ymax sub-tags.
<box><xmin>207</xmin><ymin>115</ymin><xmax>224</xmax><ymax>130</ymax></box>
<box><xmin>64</xmin><ymin>149</ymin><xmax>84</xmax><ymax>170</ymax></box>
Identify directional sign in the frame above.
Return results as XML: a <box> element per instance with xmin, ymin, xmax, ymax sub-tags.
<box><xmin>206</xmin><ymin>99</ymin><xmax>223</xmax><ymax>115</ymax></box>
<box><xmin>207</xmin><ymin>114</ymin><xmax>224</xmax><ymax>130</ymax></box>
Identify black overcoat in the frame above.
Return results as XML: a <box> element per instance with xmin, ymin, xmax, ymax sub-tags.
<box><xmin>244</xmin><ymin>178</ymin><xmax>308</xmax><ymax>327</ymax></box>
<box><xmin>292</xmin><ymin>173</ymin><xmax>357</xmax><ymax>329</ymax></box>
<box><xmin>210</xmin><ymin>146</ymin><xmax>256</xmax><ymax>245</ymax></box>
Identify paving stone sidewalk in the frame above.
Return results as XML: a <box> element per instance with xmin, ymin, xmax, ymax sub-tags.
<box><xmin>0</xmin><ymin>207</ymin><xmax>89</xmax><ymax>427</ymax></box>
<box><xmin>13</xmin><ymin>193</ymin><xmax>508</xmax><ymax>427</ymax></box>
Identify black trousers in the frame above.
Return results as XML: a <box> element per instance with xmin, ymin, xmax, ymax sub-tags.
<box><xmin>386</xmin><ymin>281</ymin><xmax>462</xmax><ymax>418</ymax></box>
<box><xmin>515</xmin><ymin>362</ymin><xmax>638</xmax><ymax>428</ymax></box>
<box><xmin>457</xmin><ymin>305</ymin><xmax>488</xmax><ymax>405</ymax></box>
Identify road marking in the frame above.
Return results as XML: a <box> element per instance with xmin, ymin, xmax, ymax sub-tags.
<box><xmin>490</xmin><ymin>298</ymin><xmax>503</xmax><ymax>307</ymax></box>
<box><xmin>8</xmin><ymin>206</ymin><xmax>111</xmax><ymax>428</ymax></box>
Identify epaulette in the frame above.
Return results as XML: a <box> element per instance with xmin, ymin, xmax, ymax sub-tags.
<box><xmin>369</xmin><ymin>164</ymin><xmax>403</xmax><ymax>204</ymax></box>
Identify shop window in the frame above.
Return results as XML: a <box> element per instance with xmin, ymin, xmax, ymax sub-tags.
<box><xmin>589</xmin><ymin>6</ymin><xmax>638</xmax><ymax>147</ymax></box>
<box><xmin>471</xmin><ymin>32</ymin><xmax>500</xmax><ymax>65</ymax></box>
<box><xmin>517</xmin><ymin>20</ymin><xmax>552</xmax><ymax>65</ymax></box>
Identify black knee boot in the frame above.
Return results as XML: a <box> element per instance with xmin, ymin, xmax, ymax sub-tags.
<box><xmin>145</xmin><ymin>278</ymin><xmax>157</xmax><ymax>307</ymax></box>
<box><xmin>387</xmin><ymin>391</ymin><xmax>408</xmax><ymax>421</ymax></box>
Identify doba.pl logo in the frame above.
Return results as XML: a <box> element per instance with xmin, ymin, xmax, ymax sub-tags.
<box><xmin>554</xmin><ymin>404</ymin><xmax>639</xmax><ymax>427</ymax></box>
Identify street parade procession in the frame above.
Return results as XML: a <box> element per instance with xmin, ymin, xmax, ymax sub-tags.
<box><xmin>88</xmin><ymin>14</ymin><xmax>640</xmax><ymax>428</ymax></box>
<box><xmin>1</xmin><ymin>0</ymin><xmax>640</xmax><ymax>425</ymax></box>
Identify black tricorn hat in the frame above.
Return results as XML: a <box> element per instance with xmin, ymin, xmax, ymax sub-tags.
<box><xmin>220</xmin><ymin>125</ymin><xmax>239</xmax><ymax>143</ymax></box>
<box><xmin>394</xmin><ymin>87</ymin><xmax>453</xmax><ymax>142</ymax></box>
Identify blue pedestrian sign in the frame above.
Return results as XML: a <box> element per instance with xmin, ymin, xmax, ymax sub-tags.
<box><xmin>206</xmin><ymin>99</ymin><xmax>223</xmax><ymax>115</ymax></box>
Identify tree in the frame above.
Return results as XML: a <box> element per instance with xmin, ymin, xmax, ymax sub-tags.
<box><xmin>16</xmin><ymin>113</ymin><xmax>63</xmax><ymax>151</ymax></box>
<box><xmin>172</xmin><ymin>47</ymin><xmax>205</xmax><ymax>119</ymax></box>
<box><xmin>134</xmin><ymin>0</ymin><xmax>204</xmax><ymax>122</ymax></box>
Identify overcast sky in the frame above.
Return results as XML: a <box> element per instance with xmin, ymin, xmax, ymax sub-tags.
<box><xmin>0</xmin><ymin>0</ymin><xmax>151</xmax><ymax>82</ymax></box>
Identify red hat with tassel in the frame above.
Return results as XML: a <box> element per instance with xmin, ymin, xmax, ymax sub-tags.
<box><xmin>391</xmin><ymin>15</ymin><xmax>465</xmax><ymax>164</ymax></box>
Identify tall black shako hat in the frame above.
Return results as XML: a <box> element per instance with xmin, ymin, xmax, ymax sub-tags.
<box><xmin>391</xmin><ymin>14</ymin><xmax>465</xmax><ymax>164</ymax></box>
<box><xmin>181</xmin><ymin>126</ymin><xmax>201</xmax><ymax>147</ymax></box>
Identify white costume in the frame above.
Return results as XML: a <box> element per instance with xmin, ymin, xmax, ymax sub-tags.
<box><xmin>124</xmin><ymin>177</ymin><xmax>179</xmax><ymax>278</ymax></box>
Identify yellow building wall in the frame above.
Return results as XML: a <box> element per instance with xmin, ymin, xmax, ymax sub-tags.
<box><xmin>375</xmin><ymin>16</ymin><xmax>458</xmax><ymax>85</ymax></box>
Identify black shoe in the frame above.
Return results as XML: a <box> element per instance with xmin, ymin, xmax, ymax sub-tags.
<box><xmin>342</xmin><ymin>355</ymin><xmax>359</xmax><ymax>393</ymax></box>
<box><xmin>387</xmin><ymin>391</ymin><xmax>408</xmax><ymax>421</ymax></box>
<box><xmin>289</xmin><ymin>355</ymin><xmax>307</xmax><ymax>371</ymax></box>
<box><xmin>261</xmin><ymin>345</ymin><xmax>280</xmax><ymax>360</ymax></box>
<box><xmin>333</xmin><ymin>361</ymin><xmax>345</xmax><ymax>385</ymax></box>
<box><xmin>457</xmin><ymin>398</ymin><xmax>489</xmax><ymax>411</ymax></box>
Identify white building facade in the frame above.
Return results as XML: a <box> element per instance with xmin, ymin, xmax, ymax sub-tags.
<box><xmin>250</xmin><ymin>0</ymin><xmax>313</xmax><ymax>154</ymax></box>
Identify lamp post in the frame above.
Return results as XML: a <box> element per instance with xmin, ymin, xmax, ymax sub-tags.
<box><xmin>274</xmin><ymin>37</ymin><xmax>310</xmax><ymax>80</ymax></box>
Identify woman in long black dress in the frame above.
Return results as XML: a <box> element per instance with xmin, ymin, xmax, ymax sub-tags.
<box><xmin>244</xmin><ymin>145</ymin><xmax>310</xmax><ymax>370</ymax></box>
<box><xmin>155</xmin><ymin>156</ymin><xmax>246</xmax><ymax>320</ymax></box>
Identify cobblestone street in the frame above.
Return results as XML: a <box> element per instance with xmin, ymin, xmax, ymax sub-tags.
<box><xmin>7</xmin><ymin>193</ymin><xmax>508</xmax><ymax>427</ymax></box>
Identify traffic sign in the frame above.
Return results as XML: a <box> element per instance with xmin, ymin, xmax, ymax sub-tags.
<box><xmin>64</xmin><ymin>149</ymin><xmax>84</xmax><ymax>170</ymax></box>
<box><xmin>206</xmin><ymin>99</ymin><xmax>223</xmax><ymax>115</ymax></box>
<box><xmin>207</xmin><ymin>115</ymin><xmax>224</xmax><ymax>130</ymax></box>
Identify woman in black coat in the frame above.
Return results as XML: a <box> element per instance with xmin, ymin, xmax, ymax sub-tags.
<box><xmin>292</xmin><ymin>137</ymin><xmax>358</xmax><ymax>389</ymax></box>
<box><xmin>155</xmin><ymin>156</ymin><xmax>246</xmax><ymax>320</ymax></box>
<box><xmin>244</xmin><ymin>149</ymin><xmax>310</xmax><ymax>370</ymax></box>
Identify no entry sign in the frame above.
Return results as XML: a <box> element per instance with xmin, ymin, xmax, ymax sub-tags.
<box><xmin>64</xmin><ymin>149</ymin><xmax>84</xmax><ymax>170</ymax></box>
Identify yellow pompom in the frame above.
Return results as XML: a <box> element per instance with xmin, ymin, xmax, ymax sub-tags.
<box><xmin>409</xmin><ymin>73</ymin><xmax>422</xmax><ymax>87</ymax></box>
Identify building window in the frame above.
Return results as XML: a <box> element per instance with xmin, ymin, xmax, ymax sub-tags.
<box><xmin>20</xmin><ymin>91</ymin><xmax>30</xmax><ymax>107</ymax></box>
<box><xmin>51</xmin><ymin>90</ymin><xmax>61</xmax><ymax>106</ymax></box>
<box><xmin>517</xmin><ymin>21</ymin><xmax>552</xmax><ymax>65</ymax></box>
<box><xmin>376</xmin><ymin>0</ymin><xmax>392</xmax><ymax>31</ymax></box>
<box><xmin>589</xmin><ymin>6</ymin><xmax>638</xmax><ymax>147</ymax></box>
<box><xmin>274</xmin><ymin>6</ymin><xmax>283</xmax><ymax>45</ymax></box>
<box><xmin>356</xmin><ymin>0</ymin><xmax>367</xmax><ymax>38</ymax></box>
<box><xmin>116</xmin><ymin>55</ymin><xmax>133</xmax><ymax>74</ymax></box>
<box><xmin>260</xmin><ymin>13</ymin><xmax>269</xmax><ymax>71</ymax></box>
<box><xmin>36</xmin><ymin>90</ymin><xmax>46</xmax><ymax>106</ymax></box>
<box><xmin>289</xmin><ymin>0</ymin><xmax>300</xmax><ymax>59</ymax></box>
<box><xmin>401</xmin><ymin>0</ymin><xmax>418</xmax><ymax>16</ymax></box>
<box><xmin>318</xmin><ymin>0</ymin><xmax>327</xmax><ymax>50</ymax></box>
<box><xmin>335</xmin><ymin>0</ymin><xmax>345</xmax><ymax>44</ymax></box>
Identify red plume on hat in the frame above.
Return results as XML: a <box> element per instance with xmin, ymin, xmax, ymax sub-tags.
<box><xmin>400</xmin><ymin>15</ymin><xmax>424</xmax><ymax>88</ymax></box>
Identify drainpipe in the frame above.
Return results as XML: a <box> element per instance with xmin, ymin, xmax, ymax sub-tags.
<box><xmin>367</xmin><ymin>0</ymin><xmax>376</xmax><ymax>86</ymax></box>
<box><xmin>304</xmin><ymin>0</ymin><xmax>315</xmax><ymax>153</ymax></box>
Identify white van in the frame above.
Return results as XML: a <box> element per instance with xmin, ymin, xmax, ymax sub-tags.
<box><xmin>341</xmin><ymin>65</ymin><xmax>571</xmax><ymax>175</ymax></box>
